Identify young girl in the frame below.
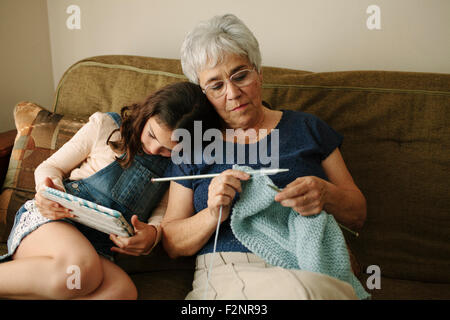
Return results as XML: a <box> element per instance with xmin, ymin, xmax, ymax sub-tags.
<box><xmin>0</xmin><ymin>81</ymin><xmax>219</xmax><ymax>300</ymax></box>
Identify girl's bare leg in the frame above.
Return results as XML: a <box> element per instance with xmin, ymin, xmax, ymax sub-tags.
<box><xmin>0</xmin><ymin>221</ymin><xmax>104</xmax><ymax>299</ymax></box>
<box><xmin>77</xmin><ymin>257</ymin><xmax>137</xmax><ymax>300</ymax></box>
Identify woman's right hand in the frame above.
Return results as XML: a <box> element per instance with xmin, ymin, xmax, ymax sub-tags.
<box><xmin>207</xmin><ymin>169</ymin><xmax>250</xmax><ymax>223</ymax></box>
<box><xmin>35</xmin><ymin>177</ymin><xmax>75</xmax><ymax>220</ymax></box>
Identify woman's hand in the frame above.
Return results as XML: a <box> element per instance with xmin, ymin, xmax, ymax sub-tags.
<box><xmin>35</xmin><ymin>177</ymin><xmax>75</xmax><ymax>220</ymax></box>
<box><xmin>207</xmin><ymin>169</ymin><xmax>250</xmax><ymax>223</ymax></box>
<box><xmin>274</xmin><ymin>176</ymin><xmax>329</xmax><ymax>216</ymax></box>
<box><xmin>110</xmin><ymin>215</ymin><xmax>157</xmax><ymax>256</ymax></box>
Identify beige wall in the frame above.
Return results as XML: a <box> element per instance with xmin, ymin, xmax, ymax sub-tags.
<box><xmin>0</xmin><ymin>0</ymin><xmax>54</xmax><ymax>132</ymax></box>
<box><xmin>1</xmin><ymin>0</ymin><xmax>449</xmax><ymax>132</ymax></box>
<box><xmin>47</xmin><ymin>0</ymin><xmax>450</xmax><ymax>89</ymax></box>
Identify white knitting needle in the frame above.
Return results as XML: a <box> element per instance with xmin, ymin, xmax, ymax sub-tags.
<box><xmin>151</xmin><ymin>168</ymin><xmax>289</xmax><ymax>182</ymax></box>
<box><xmin>203</xmin><ymin>204</ymin><xmax>223</xmax><ymax>300</ymax></box>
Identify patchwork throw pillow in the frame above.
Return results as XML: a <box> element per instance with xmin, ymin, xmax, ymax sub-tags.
<box><xmin>0</xmin><ymin>102</ymin><xmax>87</xmax><ymax>241</ymax></box>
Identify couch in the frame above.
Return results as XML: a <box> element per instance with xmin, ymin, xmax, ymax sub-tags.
<box><xmin>0</xmin><ymin>55</ymin><xmax>449</xmax><ymax>300</ymax></box>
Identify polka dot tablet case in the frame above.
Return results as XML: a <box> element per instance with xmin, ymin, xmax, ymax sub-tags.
<box><xmin>42</xmin><ymin>186</ymin><xmax>134</xmax><ymax>237</ymax></box>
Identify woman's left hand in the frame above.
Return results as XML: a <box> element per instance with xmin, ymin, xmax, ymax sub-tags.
<box><xmin>109</xmin><ymin>215</ymin><xmax>157</xmax><ymax>256</ymax></box>
<box><xmin>274</xmin><ymin>176</ymin><xmax>329</xmax><ymax>216</ymax></box>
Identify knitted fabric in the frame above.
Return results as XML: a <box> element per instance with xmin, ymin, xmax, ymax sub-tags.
<box><xmin>230</xmin><ymin>165</ymin><xmax>370</xmax><ymax>300</ymax></box>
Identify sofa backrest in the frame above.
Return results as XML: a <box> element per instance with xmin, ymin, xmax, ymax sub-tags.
<box><xmin>55</xmin><ymin>55</ymin><xmax>450</xmax><ymax>283</ymax></box>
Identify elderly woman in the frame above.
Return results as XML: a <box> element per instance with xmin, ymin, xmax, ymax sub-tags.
<box><xmin>162</xmin><ymin>14</ymin><xmax>368</xmax><ymax>300</ymax></box>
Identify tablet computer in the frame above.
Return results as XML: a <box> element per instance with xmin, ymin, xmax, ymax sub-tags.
<box><xmin>42</xmin><ymin>186</ymin><xmax>134</xmax><ymax>237</ymax></box>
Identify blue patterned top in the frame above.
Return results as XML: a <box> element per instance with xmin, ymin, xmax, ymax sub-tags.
<box><xmin>168</xmin><ymin>109</ymin><xmax>343</xmax><ymax>254</ymax></box>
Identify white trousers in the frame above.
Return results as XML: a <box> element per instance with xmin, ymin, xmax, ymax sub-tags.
<box><xmin>186</xmin><ymin>252</ymin><xmax>358</xmax><ymax>300</ymax></box>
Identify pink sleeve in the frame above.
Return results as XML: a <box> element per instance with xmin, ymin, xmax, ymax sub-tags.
<box><xmin>146</xmin><ymin>190</ymin><xmax>169</xmax><ymax>250</ymax></box>
<box><xmin>34</xmin><ymin>113</ymin><xmax>101</xmax><ymax>192</ymax></box>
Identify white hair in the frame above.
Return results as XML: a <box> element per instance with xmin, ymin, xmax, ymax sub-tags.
<box><xmin>181</xmin><ymin>14</ymin><xmax>262</xmax><ymax>84</ymax></box>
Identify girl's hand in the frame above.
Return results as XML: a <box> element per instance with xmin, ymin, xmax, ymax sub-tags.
<box><xmin>207</xmin><ymin>169</ymin><xmax>250</xmax><ymax>223</ymax></box>
<box><xmin>274</xmin><ymin>176</ymin><xmax>329</xmax><ymax>216</ymax></box>
<box><xmin>35</xmin><ymin>177</ymin><xmax>75</xmax><ymax>220</ymax></box>
<box><xmin>110</xmin><ymin>215</ymin><xmax>157</xmax><ymax>256</ymax></box>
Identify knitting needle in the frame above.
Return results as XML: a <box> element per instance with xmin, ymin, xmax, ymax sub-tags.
<box><xmin>267</xmin><ymin>183</ymin><xmax>360</xmax><ymax>237</ymax></box>
<box><xmin>151</xmin><ymin>168</ymin><xmax>289</xmax><ymax>182</ymax></box>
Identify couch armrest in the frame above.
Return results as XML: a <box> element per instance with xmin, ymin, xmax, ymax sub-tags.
<box><xmin>0</xmin><ymin>129</ymin><xmax>17</xmax><ymax>187</ymax></box>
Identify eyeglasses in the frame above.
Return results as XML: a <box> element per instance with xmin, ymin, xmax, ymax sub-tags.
<box><xmin>202</xmin><ymin>68</ymin><xmax>257</xmax><ymax>99</ymax></box>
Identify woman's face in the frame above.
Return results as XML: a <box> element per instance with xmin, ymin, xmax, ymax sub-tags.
<box><xmin>198</xmin><ymin>54</ymin><xmax>263</xmax><ymax>130</ymax></box>
<box><xmin>140</xmin><ymin>116</ymin><xmax>177</xmax><ymax>158</ymax></box>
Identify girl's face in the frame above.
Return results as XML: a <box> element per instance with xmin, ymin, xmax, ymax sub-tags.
<box><xmin>140</xmin><ymin>116</ymin><xmax>177</xmax><ymax>158</ymax></box>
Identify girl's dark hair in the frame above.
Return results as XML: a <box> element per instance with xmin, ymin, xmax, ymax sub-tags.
<box><xmin>108</xmin><ymin>81</ymin><xmax>222</xmax><ymax>168</ymax></box>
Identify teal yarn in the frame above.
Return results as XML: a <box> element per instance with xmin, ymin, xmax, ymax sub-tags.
<box><xmin>230</xmin><ymin>165</ymin><xmax>370</xmax><ymax>300</ymax></box>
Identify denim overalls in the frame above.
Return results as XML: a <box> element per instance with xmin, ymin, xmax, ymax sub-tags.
<box><xmin>1</xmin><ymin>112</ymin><xmax>170</xmax><ymax>261</ymax></box>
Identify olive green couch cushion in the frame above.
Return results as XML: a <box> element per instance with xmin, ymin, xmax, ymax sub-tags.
<box><xmin>2</xmin><ymin>55</ymin><xmax>449</xmax><ymax>299</ymax></box>
<box><xmin>54</xmin><ymin>56</ymin><xmax>187</xmax><ymax>117</ymax></box>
